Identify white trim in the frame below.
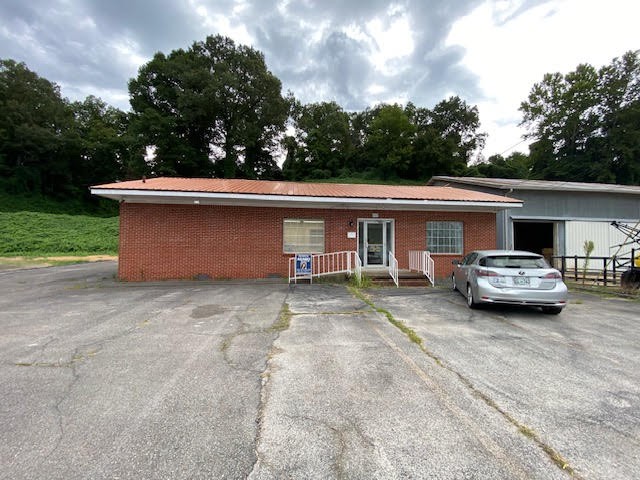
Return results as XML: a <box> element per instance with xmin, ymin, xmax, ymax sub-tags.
<box><xmin>426</xmin><ymin>220</ymin><xmax>464</xmax><ymax>255</ymax></box>
<box><xmin>357</xmin><ymin>218</ymin><xmax>395</xmax><ymax>267</ymax></box>
<box><xmin>90</xmin><ymin>188</ymin><xmax>522</xmax><ymax>212</ymax></box>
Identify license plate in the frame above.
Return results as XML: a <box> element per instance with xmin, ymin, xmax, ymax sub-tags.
<box><xmin>513</xmin><ymin>276</ymin><xmax>530</xmax><ymax>286</ymax></box>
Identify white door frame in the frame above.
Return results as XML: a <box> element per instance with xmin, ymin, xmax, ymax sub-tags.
<box><xmin>358</xmin><ymin>219</ymin><xmax>395</xmax><ymax>267</ymax></box>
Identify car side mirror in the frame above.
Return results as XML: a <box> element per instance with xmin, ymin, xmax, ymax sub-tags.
<box><xmin>452</xmin><ymin>259</ymin><xmax>461</xmax><ymax>266</ymax></box>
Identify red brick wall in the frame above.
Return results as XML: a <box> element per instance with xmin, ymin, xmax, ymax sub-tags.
<box><xmin>118</xmin><ymin>203</ymin><xmax>497</xmax><ymax>281</ymax></box>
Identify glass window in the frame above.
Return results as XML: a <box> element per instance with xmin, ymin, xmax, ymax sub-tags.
<box><xmin>427</xmin><ymin>221</ymin><xmax>463</xmax><ymax>254</ymax></box>
<box><xmin>484</xmin><ymin>255</ymin><xmax>548</xmax><ymax>268</ymax></box>
<box><xmin>283</xmin><ymin>219</ymin><xmax>325</xmax><ymax>253</ymax></box>
<box><xmin>463</xmin><ymin>252</ymin><xmax>478</xmax><ymax>265</ymax></box>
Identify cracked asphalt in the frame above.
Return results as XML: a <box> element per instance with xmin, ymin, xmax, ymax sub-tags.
<box><xmin>1</xmin><ymin>262</ymin><xmax>639</xmax><ymax>479</ymax></box>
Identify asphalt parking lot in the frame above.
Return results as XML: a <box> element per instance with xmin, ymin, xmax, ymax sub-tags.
<box><xmin>1</xmin><ymin>262</ymin><xmax>638</xmax><ymax>479</ymax></box>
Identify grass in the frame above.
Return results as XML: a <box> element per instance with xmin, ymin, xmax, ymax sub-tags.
<box><xmin>348</xmin><ymin>285</ymin><xmax>423</xmax><ymax>347</ymax></box>
<box><xmin>270</xmin><ymin>303</ymin><xmax>292</xmax><ymax>332</ymax></box>
<box><xmin>566</xmin><ymin>281</ymin><xmax>640</xmax><ymax>301</ymax></box>
<box><xmin>0</xmin><ymin>191</ymin><xmax>119</xmax><ymax>257</ymax></box>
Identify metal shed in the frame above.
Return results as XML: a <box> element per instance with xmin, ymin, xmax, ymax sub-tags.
<box><xmin>428</xmin><ymin>177</ymin><xmax>640</xmax><ymax>260</ymax></box>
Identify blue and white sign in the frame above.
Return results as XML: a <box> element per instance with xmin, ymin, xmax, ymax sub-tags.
<box><xmin>295</xmin><ymin>253</ymin><xmax>312</xmax><ymax>276</ymax></box>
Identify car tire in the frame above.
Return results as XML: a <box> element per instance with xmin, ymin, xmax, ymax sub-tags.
<box><xmin>466</xmin><ymin>284</ymin><xmax>478</xmax><ymax>309</ymax></box>
<box><xmin>541</xmin><ymin>306</ymin><xmax>563</xmax><ymax>315</ymax></box>
<box><xmin>452</xmin><ymin>274</ymin><xmax>457</xmax><ymax>292</ymax></box>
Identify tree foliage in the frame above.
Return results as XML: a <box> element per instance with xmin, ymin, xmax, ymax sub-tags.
<box><xmin>284</xmin><ymin>97</ymin><xmax>486</xmax><ymax>182</ymax></box>
<box><xmin>128</xmin><ymin>35</ymin><xmax>290</xmax><ymax>179</ymax></box>
<box><xmin>520</xmin><ymin>50</ymin><xmax>640</xmax><ymax>184</ymax></box>
<box><xmin>0</xmin><ymin>60</ymin><xmax>132</xmax><ymax>200</ymax></box>
<box><xmin>5</xmin><ymin>36</ymin><xmax>638</xmax><ymax>214</ymax></box>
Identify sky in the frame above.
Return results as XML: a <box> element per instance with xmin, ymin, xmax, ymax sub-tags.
<box><xmin>0</xmin><ymin>0</ymin><xmax>638</xmax><ymax>160</ymax></box>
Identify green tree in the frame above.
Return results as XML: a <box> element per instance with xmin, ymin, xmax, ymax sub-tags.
<box><xmin>68</xmin><ymin>96</ymin><xmax>132</xmax><ymax>193</ymax></box>
<box><xmin>520</xmin><ymin>51</ymin><xmax>640</xmax><ymax>184</ymax></box>
<box><xmin>284</xmin><ymin>101</ymin><xmax>353</xmax><ymax>180</ymax></box>
<box><xmin>0</xmin><ymin>59</ymin><xmax>74</xmax><ymax>196</ymax></box>
<box><xmin>467</xmin><ymin>152</ymin><xmax>532</xmax><ymax>178</ymax></box>
<box><xmin>128</xmin><ymin>35</ymin><xmax>290</xmax><ymax>178</ymax></box>
<box><xmin>361</xmin><ymin>104</ymin><xmax>415</xmax><ymax>179</ymax></box>
<box><xmin>409</xmin><ymin>97</ymin><xmax>485</xmax><ymax>178</ymax></box>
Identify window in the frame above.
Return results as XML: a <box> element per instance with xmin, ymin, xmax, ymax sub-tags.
<box><xmin>427</xmin><ymin>221</ymin><xmax>463</xmax><ymax>254</ymax></box>
<box><xmin>283</xmin><ymin>219</ymin><xmax>325</xmax><ymax>253</ymax></box>
<box><xmin>463</xmin><ymin>252</ymin><xmax>478</xmax><ymax>265</ymax></box>
<box><xmin>482</xmin><ymin>255</ymin><xmax>548</xmax><ymax>268</ymax></box>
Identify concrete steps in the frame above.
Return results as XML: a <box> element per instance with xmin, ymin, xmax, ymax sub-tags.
<box><xmin>366</xmin><ymin>269</ymin><xmax>431</xmax><ymax>287</ymax></box>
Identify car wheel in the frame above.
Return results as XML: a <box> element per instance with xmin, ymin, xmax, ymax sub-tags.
<box><xmin>452</xmin><ymin>274</ymin><xmax>457</xmax><ymax>292</ymax></box>
<box><xmin>541</xmin><ymin>306</ymin><xmax>563</xmax><ymax>315</ymax></box>
<box><xmin>466</xmin><ymin>284</ymin><xmax>478</xmax><ymax>309</ymax></box>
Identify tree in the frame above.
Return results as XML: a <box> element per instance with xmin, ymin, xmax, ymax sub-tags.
<box><xmin>128</xmin><ymin>35</ymin><xmax>290</xmax><ymax>178</ymax></box>
<box><xmin>284</xmin><ymin>101</ymin><xmax>353</xmax><ymax>180</ymax></box>
<box><xmin>467</xmin><ymin>152</ymin><xmax>532</xmax><ymax>179</ymax></box>
<box><xmin>409</xmin><ymin>97</ymin><xmax>486</xmax><ymax>178</ymax></box>
<box><xmin>68</xmin><ymin>96</ymin><xmax>132</xmax><ymax>193</ymax></box>
<box><xmin>520</xmin><ymin>51</ymin><xmax>640</xmax><ymax>184</ymax></box>
<box><xmin>362</xmin><ymin>104</ymin><xmax>415</xmax><ymax>179</ymax></box>
<box><xmin>0</xmin><ymin>59</ymin><xmax>73</xmax><ymax>196</ymax></box>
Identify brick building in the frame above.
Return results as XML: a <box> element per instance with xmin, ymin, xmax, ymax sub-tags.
<box><xmin>91</xmin><ymin>177</ymin><xmax>521</xmax><ymax>281</ymax></box>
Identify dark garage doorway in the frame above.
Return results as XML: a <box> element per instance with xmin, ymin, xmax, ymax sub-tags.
<box><xmin>513</xmin><ymin>222</ymin><xmax>554</xmax><ymax>256</ymax></box>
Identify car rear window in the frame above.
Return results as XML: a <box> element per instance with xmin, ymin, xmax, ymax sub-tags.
<box><xmin>481</xmin><ymin>256</ymin><xmax>549</xmax><ymax>268</ymax></box>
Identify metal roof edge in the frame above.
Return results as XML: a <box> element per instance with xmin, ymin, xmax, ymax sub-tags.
<box><xmin>428</xmin><ymin>176</ymin><xmax>640</xmax><ymax>194</ymax></box>
<box><xmin>90</xmin><ymin>187</ymin><xmax>522</xmax><ymax>211</ymax></box>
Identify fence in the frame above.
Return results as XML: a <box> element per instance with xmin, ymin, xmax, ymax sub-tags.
<box><xmin>551</xmin><ymin>249</ymin><xmax>637</xmax><ymax>286</ymax></box>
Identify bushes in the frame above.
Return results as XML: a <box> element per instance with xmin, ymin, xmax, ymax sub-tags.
<box><xmin>0</xmin><ymin>195</ymin><xmax>118</xmax><ymax>256</ymax></box>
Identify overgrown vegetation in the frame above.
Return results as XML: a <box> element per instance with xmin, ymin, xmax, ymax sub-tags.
<box><xmin>0</xmin><ymin>192</ymin><xmax>118</xmax><ymax>256</ymax></box>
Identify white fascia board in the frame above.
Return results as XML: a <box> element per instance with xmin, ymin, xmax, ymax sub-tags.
<box><xmin>90</xmin><ymin>188</ymin><xmax>522</xmax><ymax>212</ymax></box>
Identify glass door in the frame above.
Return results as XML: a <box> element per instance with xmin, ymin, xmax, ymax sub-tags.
<box><xmin>358</xmin><ymin>220</ymin><xmax>393</xmax><ymax>267</ymax></box>
<box><xmin>366</xmin><ymin>222</ymin><xmax>385</xmax><ymax>266</ymax></box>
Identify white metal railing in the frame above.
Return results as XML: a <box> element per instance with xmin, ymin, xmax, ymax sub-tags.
<box><xmin>388</xmin><ymin>251</ymin><xmax>399</xmax><ymax>287</ymax></box>
<box><xmin>289</xmin><ymin>251</ymin><xmax>362</xmax><ymax>283</ymax></box>
<box><xmin>353</xmin><ymin>252</ymin><xmax>362</xmax><ymax>285</ymax></box>
<box><xmin>409</xmin><ymin>250</ymin><xmax>435</xmax><ymax>286</ymax></box>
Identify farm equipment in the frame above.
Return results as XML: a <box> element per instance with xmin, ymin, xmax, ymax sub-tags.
<box><xmin>610</xmin><ymin>221</ymin><xmax>640</xmax><ymax>289</ymax></box>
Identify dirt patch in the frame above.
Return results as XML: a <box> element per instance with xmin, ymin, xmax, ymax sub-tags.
<box><xmin>0</xmin><ymin>255</ymin><xmax>117</xmax><ymax>271</ymax></box>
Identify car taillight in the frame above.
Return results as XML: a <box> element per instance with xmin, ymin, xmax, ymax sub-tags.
<box><xmin>543</xmin><ymin>271</ymin><xmax>562</xmax><ymax>279</ymax></box>
<box><xmin>476</xmin><ymin>269</ymin><xmax>499</xmax><ymax>277</ymax></box>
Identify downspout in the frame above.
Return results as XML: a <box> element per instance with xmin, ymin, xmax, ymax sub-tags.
<box><xmin>504</xmin><ymin>188</ymin><xmax>513</xmax><ymax>250</ymax></box>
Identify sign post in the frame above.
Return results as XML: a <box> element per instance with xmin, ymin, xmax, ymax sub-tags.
<box><xmin>294</xmin><ymin>253</ymin><xmax>313</xmax><ymax>283</ymax></box>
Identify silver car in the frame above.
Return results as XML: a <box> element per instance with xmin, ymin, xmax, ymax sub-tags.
<box><xmin>452</xmin><ymin>250</ymin><xmax>568</xmax><ymax>314</ymax></box>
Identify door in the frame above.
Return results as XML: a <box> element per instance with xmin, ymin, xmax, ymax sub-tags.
<box><xmin>359</xmin><ymin>220</ymin><xmax>394</xmax><ymax>267</ymax></box>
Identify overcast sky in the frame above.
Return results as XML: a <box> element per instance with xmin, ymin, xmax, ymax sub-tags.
<box><xmin>1</xmin><ymin>0</ymin><xmax>638</xmax><ymax>159</ymax></box>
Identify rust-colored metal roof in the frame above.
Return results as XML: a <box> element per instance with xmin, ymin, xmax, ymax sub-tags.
<box><xmin>92</xmin><ymin>177</ymin><xmax>521</xmax><ymax>203</ymax></box>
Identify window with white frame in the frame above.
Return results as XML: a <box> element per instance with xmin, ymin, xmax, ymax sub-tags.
<box><xmin>283</xmin><ymin>219</ymin><xmax>325</xmax><ymax>253</ymax></box>
<box><xmin>427</xmin><ymin>221</ymin><xmax>463</xmax><ymax>254</ymax></box>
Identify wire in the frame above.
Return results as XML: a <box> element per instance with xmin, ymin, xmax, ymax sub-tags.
<box><xmin>498</xmin><ymin>138</ymin><xmax>528</xmax><ymax>156</ymax></box>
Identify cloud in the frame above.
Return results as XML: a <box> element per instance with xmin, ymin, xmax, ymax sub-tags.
<box><xmin>3</xmin><ymin>0</ymin><xmax>635</xmax><ymax>157</ymax></box>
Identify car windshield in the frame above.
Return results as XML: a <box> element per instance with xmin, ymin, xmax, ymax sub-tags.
<box><xmin>482</xmin><ymin>255</ymin><xmax>549</xmax><ymax>269</ymax></box>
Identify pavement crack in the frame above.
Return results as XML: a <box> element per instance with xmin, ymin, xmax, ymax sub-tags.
<box><xmin>247</xmin><ymin>296</ymin><xmax>293</xmax><ymax>479</ymax></box>
<box><xmin>40</xmin><ymin>346</ymin><xmax>83</xmax><ymax>465</ymax></box>
<box><xmin>355</xmin><ymin>287</ymin><xmax>581</xmax><ymax>479</ymax></box>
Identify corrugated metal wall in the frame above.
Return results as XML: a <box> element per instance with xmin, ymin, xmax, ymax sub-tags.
<box><xmin>565</xmin><ymin>221</ymin><xmax>636</xmax><ymax>257</ymax></box>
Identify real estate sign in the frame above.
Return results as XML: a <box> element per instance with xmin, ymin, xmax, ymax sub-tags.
<box><xmin>295</xmin><ymin>253</ymin><xmax>312</xmax><ymax>276</ymax></box>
